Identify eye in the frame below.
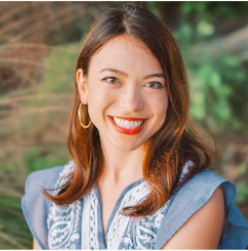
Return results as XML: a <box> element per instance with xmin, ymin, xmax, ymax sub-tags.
<box><xmin>102</xmin><ymin>76</ymin><xmax>120</xmax><ymax>85</ymax></box>
<box><xmin>145</xmin><ymin>82</ymin><xmax>164</xmax><ymax>89</ymax></box>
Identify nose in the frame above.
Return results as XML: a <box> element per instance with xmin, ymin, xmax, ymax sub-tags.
<box><xmin>119</xmin><ymin>84</ymin><xmax>143</xmax><ymax>111</ymax></box>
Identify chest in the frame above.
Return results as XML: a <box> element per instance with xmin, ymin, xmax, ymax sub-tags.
<box><xmin>47</xmin><ymin>181</ymin><xmax>170</xmax><ymax>249</ymax></box>
<box><xmin>98</xmin><ymin>183</ymin><xmax>127</xmax><ymax>234</ymax></box>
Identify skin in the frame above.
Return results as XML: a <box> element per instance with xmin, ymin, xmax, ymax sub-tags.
<box><xmin>33</xmin><ymin>34</ymin><xmax>225</xmax><ymax>249</ymax></box>
<box><xmin>78</xmin><ymin>34</ymin><xmax>168</xmax><ymax>171</ymax></box>
<box><xmin>33</xmin><ymin>240</ymin><xmax>40</xmax><ymax>250</ymax></box>
<box><xmin>77</xmin><ymin>34</ymin><xmax>168</xmax><ymax>234</ymax></box>
<box><xmin>161</xmin><ymin>187</ymin><xmax>225</xmax><ymax>249</ymax></box>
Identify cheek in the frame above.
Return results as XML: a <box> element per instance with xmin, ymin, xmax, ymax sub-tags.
<box><xmin>150</xmin><ymin>92</ymin><xmax>168</xmax><ymax>117</ymax></box>
<box><xmin>154</xmin><ymin>95</ymin><xmax>169</xmax><ymax>128</ymax></box>
<box><xmin>87</xmin><ymin>86</ymin><xmax>113</xmax><ymax>122</ymax></box>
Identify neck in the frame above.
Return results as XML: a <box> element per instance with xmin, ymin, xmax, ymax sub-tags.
<box><xmin>98</xmin><ymin>140</ymin><xmax>147</xmax><ymax>185</ymax></box>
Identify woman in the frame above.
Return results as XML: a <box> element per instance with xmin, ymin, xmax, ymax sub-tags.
<box><xmin>22</xmin><ymin>4</ymin><xmax>248</xmax><ymax>249</ymax></box>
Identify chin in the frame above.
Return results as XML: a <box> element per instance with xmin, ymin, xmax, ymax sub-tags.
<box><xmin>114</xmin><ymin>139</ymin><xmax>147</xmax><ymax>152</ymax></box>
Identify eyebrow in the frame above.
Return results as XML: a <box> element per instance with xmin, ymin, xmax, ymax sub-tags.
<box><xmin>100</xmin><ymin>68</ymin><xmax>164</xmax><ymax>80</ymax></box>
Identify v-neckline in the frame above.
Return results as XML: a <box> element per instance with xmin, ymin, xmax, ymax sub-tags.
<box><xmin>93</xmin><ymin>177</ymin><xmax>145</xmax><ymax>248</ymax></box>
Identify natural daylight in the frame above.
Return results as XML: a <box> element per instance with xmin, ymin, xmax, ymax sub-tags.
<box><xmin>0</xmin><ymin>2</ymin><xmax>247</xmax><ymax>249</ymax></box>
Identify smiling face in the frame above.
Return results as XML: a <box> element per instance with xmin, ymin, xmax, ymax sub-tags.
<box><xmin>77</xmin><ymin>34</ymin><xmax>168</xmax><ymax>152</ymax></box>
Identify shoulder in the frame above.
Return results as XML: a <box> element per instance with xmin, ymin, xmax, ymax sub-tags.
<box><xmin>21</xmin><ymin>160</ymin><xmax>74</xmax><ymax>249</ymax></box>
<box><xmin>25</xmin><ymin>166</ymin><xmax>64</xmax><ymax>192</ymax></box>
<box><xmin>155</xmin><ymin>169</ymin><xmax>248</xmax><ymax>249</ymax></box>
<box><xmin>24</xmin><ymin>160</ymin><xmax>74</xmax><ymax>193</ymax></box>
<box><xmin>176</xmin><ymin>169</ymin><xmax>236</xmax><ymax>204</ymax></box>
<box><xmin>160</xmin><ymin>185</ymin><xmax>225</xmax><ymax>249</ymax></box>
<box><xmin>173</xmin><ymin>169</ymin><xmax>235</xmax><ymax>221</ymax></box>
<box><xmin>167</xmin><ymin>169</ymin><xmax>230</xmax><ymax>224</ymax></box>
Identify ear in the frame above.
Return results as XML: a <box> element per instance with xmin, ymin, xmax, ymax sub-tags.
<box><xmin>76</xmin><ymin>69</ymin><xmax>88</xmax><ymax>105</ymax></box>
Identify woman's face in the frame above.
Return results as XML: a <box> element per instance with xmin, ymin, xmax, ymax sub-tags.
<box><xmin>77</xmin><ymin>34</ymin><xmax>168</xmax><ymax>152</ymax></box>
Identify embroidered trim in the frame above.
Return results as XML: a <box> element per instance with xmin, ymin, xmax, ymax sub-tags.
<box><xmin>46</xmin><ymin>160</ymin><xmax>192</xmax><ymax>249</ymax></box>
<box><xmin>107</xmin><ymin>181</ymin><xmax>151</xmax><ymax>249</ymax></box>
<box><xmin>47</xmin><ymin>160</ymin><xmax>81</xmax><ymax>250</ymax></box>
<box><xmin>116</xmin><ymin>161</ymin><xmax>191</xmax><ymax>249</ymax></box>
<box><xmin>132</xmin><ymin>199</ymin><xmax>171</xmax><ymax>249</ymax></box>
<box><xmin>81</xmin><ymin>189</ymin><xmax>99</xmax><ymax>249</ymax></box>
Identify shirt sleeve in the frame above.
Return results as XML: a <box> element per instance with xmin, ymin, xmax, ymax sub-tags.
<box><xmin>154</xmin><ymin>170</ymin><xmax>248</xmax><ymax>249</ymax></box>
<box><xmin>21</xmin><ymin>166</ymin><xmax>63</xmax><ymax>249</ymax></box>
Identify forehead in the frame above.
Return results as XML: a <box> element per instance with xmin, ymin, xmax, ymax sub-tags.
<box><xmin>88</xmin><ymin>34</ymin><xmax>162</xmax><ymax>73</ymax></box>
<box><xmin>96</xmin><ymin>34</ymin><xmax>151</xmax><ymax>55</ymax></box>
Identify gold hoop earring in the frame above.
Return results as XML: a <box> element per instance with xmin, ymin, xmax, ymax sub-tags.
<box><xmin>77</xmin><ymin>102</ymin><xmax>92</xmax><ymax>129</ymax></box>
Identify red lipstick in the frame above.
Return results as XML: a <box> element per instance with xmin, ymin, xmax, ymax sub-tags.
<box><xmin>112</xmin><ymin>116</ymin><xmax>146</xmax><ymax>121</ymax></box>
<box><xmin>108</xmin><ymin>116</ymin><xmax>147</xmax><ymax>135</ymax></box>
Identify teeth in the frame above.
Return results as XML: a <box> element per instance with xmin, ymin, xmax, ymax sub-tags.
<box><xmin>112</xmin><ymin>117</ymin><xmax>144</xmax><ymax>129</ymax></box>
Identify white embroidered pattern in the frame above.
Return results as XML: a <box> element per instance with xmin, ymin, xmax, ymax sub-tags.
<box><xmin>81</xmin><ymin>189</ymin><xmax>99</xmax><ymax>249</ymax></box>
<box><xmin>46</xmin><ymin>160</ymin><xmax>192</xmax><ymax>249</ymax></box>
<box><xmin>107</xmin><ymin>181</ymin><xmax>151</xmax><ymax>249</ymax></box>
<box><xmin>116</xmin><ymin>161</ymin><xmax>191</xmax><ymax>249</ymax></box>
<box><xmin>47</xmin><ymin>160</ymin><xmax>81</xmax><ymax>250</ymax></box>
<box><xmin>123</xmin><ymin>199</ymin><xmax>171</xmax><ymax>249</ymax></box>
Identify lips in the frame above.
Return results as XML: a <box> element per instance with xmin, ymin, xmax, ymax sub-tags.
<box><xmin>112</xmin><ymin>116</ymin><xmax>146</xmax><ymax>121</ymax></box>
<box><xmin>108</xmin><ymin>115</ymin><xmax>148</xmax><ymax>135</ymax></box>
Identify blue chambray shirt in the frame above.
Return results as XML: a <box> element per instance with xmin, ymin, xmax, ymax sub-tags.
<box><xmin>21</xmin><ymin>160</ymin><xmax>248</xmax><ymax>249</ymax></box>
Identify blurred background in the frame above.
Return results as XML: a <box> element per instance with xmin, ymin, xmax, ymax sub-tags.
<box><xmin>0</xmin><ymin>1</ymin><xmax>247</xmax><ymax>249</ymax></box>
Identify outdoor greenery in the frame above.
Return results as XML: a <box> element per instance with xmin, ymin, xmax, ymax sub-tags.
<box><xmin>0</xmin><ymin>2</ymin><xmax>247</xmax><ymax>249</ymax></box>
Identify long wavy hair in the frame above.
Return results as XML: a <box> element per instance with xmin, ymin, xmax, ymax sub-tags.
<box><xmin>44</xmin><ymin>4</ymin><xmax>215</xmax><ymax>216</ymax></box>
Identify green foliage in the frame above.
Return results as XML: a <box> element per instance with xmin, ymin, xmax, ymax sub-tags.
<box><xmin>39</xmin><ymin>43</ymin><xmax>80</xmax><ymax>95</ymax></box>
<box><xmin>172</xmin><ymin>3</ymin><xmax>247</xmax><ymax>132</ymax></box>
<box><xmin>0</xmin><ymin>146</ymin><xmax>70</xmax><ymax>249</ymax></box>
<box><xmin>236</xmin><ymin>163</ymin><xmax>248</xmax><ymax>204</ymax></box>
<box><xmin>24</xmin><ymin>146</ymin><xmax>70</xmax><ymax>173</ymax></box>
<box><xmin>144</xmin><ymin>2</ymin><xmax>161</xmax><ymax>17</ymax></box>
<box><xmin>0</xmin><ymin>195</ymin><xmax>32</xmax><ymax>249</ymax></box>
<box><xmin>196</xmin><ymin>20</ymin><xmax>214</xmax><ymax>37</ymax></box>
<box><xmin>236</xmin><ymin>183</ymin><xmax>248</xmax><ymax>203</ymax></box>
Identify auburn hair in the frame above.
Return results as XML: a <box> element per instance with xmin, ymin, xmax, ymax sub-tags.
<box><xmin>44</xmin><ymin>4</ymin><xmax>215</xmax><ymax>216</ymax></box>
